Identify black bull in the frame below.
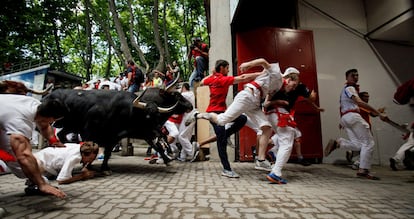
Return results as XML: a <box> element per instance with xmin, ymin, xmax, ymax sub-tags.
<box><xmin>42</xmin><ymin>87</ymin><xmax>193</xmax><ymax>171</ymax></box>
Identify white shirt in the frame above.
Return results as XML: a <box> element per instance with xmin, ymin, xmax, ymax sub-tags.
<box><xmin>120</xmin><ymin>77</ymin><xmax>128</xmax><ymax>89</ymax></box>
<box><xmin>99</xmin><ymin>80</ymin><xmax>122</xmax><ymax>91</ymax></box>
<box><xmin>245</xmin><ymin>63</ymin><xmax>283</xmax><ymax>97</ymax></box>
<box><xmin>34</xmin><ymin>143</ymin><xmax>82</xmax><ymax>181</ymax></box>
<box><xmin>340</xmin><ymin>85</ymin><xmax>359</xmax><ymax>113</ymax></box>
<box><xmin>0</xmin><ymin>94</ymin><xmax>40</xmax><ymax>142</ymax></box>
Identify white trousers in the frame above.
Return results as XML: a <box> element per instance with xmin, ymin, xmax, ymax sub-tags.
<box><xmin>393</xmin><ymin>132</ymin><xmax>414</xmax><ymax>162</ymax></box>
<box><xmin>178</xmin><ymin>110</ymin><xmax>197</xmax><ymax>158</ymax></box>
<box><xmin>270</xmin><ymin>126</ymin><xmax>295</xmax><ymax>176</ymax></box>
<box><xmin>164</xmin><ymin>120</ymin><xmax>180</xmax><ymax>153</ymax></box>
<box><xmin>216</xmin><ymin>88</ymin><xmax>271</xmax><ymax>129</ymax></box>
<box><xmin>338</xmin><ymin>112</ymin><xmax>374</xmax><ymax>170</ymax></box>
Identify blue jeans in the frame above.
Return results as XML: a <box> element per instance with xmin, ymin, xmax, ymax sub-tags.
<box><xmin>128</xmin><ymin>83</ymin><xmax>140</xmax><ymax>93</ymax></box>
<box><xmin>189</xmin><ymin>56</ymin><xmax>207</xmax><ymax>88</ymax></box>
<box><xmin>211</xmin><ymin>114</ymin><xmax>247</xmax><ymax>171</ymax></box>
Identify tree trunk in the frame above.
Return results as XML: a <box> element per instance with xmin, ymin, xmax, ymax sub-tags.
<box><xmin>84</xmin><ymin>0</ymin><xmax>93</xmax><ymax>81</ymax></box>
<box><xmin>127</xmin><ymin>0</ymin><xmax>149</xmax><ymax>72</ymax></box>
<box><xmin>52</xmin><ymin>21</ymin><xmax>64</xmax><ymax>70</ymax></box>
<box><xmin>108</xmin><ymin>0</ymin><xmax>132</xmax><ymax>67</ymax></box>
<box><xmin>105</xmin><ymin>46</ymin><xmax>112</xmax><ymax>78</ymax></box>
<box><xmin>162</xmin><ymin>0</ymin><xmax>170</xmax><ymax>65</ymax></box>
<box><xmin>183</xmin><ymin>1</ymin><xmax>190</xmax><ymax>79</ymax></box>
<box><xmin>90</xmin><ymin>6</ymin><xmax>125</xmax><ymax>68</ymax></box>
<box><xmin>152</xmin><ymin>0</ymin><xmax>165</xmax><ymax>72</ymax></box>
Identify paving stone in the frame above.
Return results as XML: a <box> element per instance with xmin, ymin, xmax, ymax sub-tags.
<box><xmin>0</xmin><ymin>152</ymin><xmax>413</xmax><ymax>218</ymax></box>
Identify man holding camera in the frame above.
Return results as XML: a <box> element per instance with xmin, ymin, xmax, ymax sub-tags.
<box><xmin>187</xmin><ymin>37</ymin><xmax>209</xmax><ymax>88</ymax></box>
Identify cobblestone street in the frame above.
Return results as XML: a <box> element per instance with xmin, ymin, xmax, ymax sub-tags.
<box><xmin>1</xmin><ymin>149</ymin><xmax>414</xmax><ymax>219</ymax></box>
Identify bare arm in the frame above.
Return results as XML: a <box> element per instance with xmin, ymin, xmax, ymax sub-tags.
<box><xmin>352</xmin><ymin>95</ymin><xmax>388</xmax><ymax>121</ymax></box>
<box><xmin>239</xmin><ymin>58</ymin><xmax>271</xmax><ymax>72</ymax></box>
<box><xmin>127</xmin><ymin>72</ymin><xmax>133</xmax><ymax>86</ymax></box>
<box><xmin>57</xmin><ymin>167</ymin><xmax>95</xmax><ymax>185</ymax></box>
<box><xmin>233</xmin><ymin>72</ymin><xmax>263</xmax><ymax>84</ymax></box>
<box><xmin>302</xmin><ymin>90</ymin><xmax>325</xmax><ymax>112</ymax></box>
<box><xmin>263</xmin><ymin>94</ymin><xmax>288</xmax><ymax>109</ymax></box>
<box><xmin>193</xmin><ymin>46</ymin><xmax>209</xmax><ymax>57</ymax></box>
<box><xmin>10</xmin><ymin>134</ymin><xmax>66</xmax><ymax>198</ymax></box>
<box><xmin>35</xmin><ymin>115</ymin><xmax>64</xmax><ymax>147</ymax></box>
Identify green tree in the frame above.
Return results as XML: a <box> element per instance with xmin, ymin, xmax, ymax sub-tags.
<box><xmin>0</xmin><ymin>0</ymin><xmax>208</xmax><ymax>82</ymax></box>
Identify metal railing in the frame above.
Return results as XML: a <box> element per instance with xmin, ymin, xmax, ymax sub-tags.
<box><xmin>1</xmin><ymin>60</ymin><xmax>50</xmax><ymax>76</ymax></box>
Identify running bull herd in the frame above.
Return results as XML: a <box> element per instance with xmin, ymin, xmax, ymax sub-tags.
<box><xmin>0</xmin><ymin>76</ymin><xmax>193</xmax><ymax>174</ymax></box>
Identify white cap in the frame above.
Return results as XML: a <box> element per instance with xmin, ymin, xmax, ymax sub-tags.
<box><xmin>282</xmin><ymin>67</ymin><xmax>300</xmax><ymax>77</ymax></box>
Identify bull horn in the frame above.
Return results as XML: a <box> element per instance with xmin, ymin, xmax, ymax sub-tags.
<box><xmin>133</xmin><ymin>97</ymin><xmax>179</xmax><ymax>113</ymax></box>
<box><xmin>165</xmin><ymin>72</ymin><xmax>180</xmax><ymax>92</ymax></box>
<box><xmin>28</xmin><ymin>83</ymin><xmax>54</xmax><ymax>95</ymax></box>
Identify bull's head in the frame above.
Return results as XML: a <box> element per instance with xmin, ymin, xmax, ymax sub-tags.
<box><xmin>133</xmin><ymin>72</ymin><xmax>192</xmax><ymax>113</ymax></box>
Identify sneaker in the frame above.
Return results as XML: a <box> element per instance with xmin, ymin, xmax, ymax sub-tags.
<box><xmin>389</xmin><ymin>158</ymin><xmax>397</xmax><ymax>171</ymax></box>
<box><xmin>185</xmin><ymin>110</ymin><xmax>199</xmax><ymax>126</ymax></box>
<box><xmin>356</xmin><ymin>170</ymin><xmax>380</xmax><ymax>180</ymax></box>
<box><xmin>156</xmin><ymin>158</ymin><xmax>164</xmax><ymax>164</ymax></box>
<box><xmin>97</xmin><ymin>154</ymin><xmax>104</xmax><ymax>160</ymax></box>
<box><xmin>25</xmin><ymin>185</ymin><xmax>44</xmax><ymax>196</ymax></box>
<box><xmin>346</xmin><ymin>151</ymin><xmax>353</xmax><ymax>163</ymax></box>
<box><xmin>24</xmin><ymin>184</ymin><xmax>56</xmax><ymax>196</ymax></box>
<box><xmin>266</xmin><ymin>172</ymin><xmax>287</xmax><ymax>184</ymax></box>
<box><xmin>221</xmin><ymin>169</ymin><xmax>240</xmax><ymax>178</ymax></box>
<box><xmin>190</xmin><ymin>150</ymin><xmax>199</xmax><ymax>163</ymax></box>
<box><xmin>351</xmin><ymin>162</ymin><xmax>359</xmax><ymax>170</ymax></box>
<box><xmin>148</xmin><ymin>154</ymin><xmax>159</xmax><ymax>164</ymax></box>
<box><xmin>192</xmin><ymin>142</ymin><xmax>200</xmax><ymax>157</ymax></box>
<box><xmin>145</xmin><ymin>154</ymin><xmax>159</xmax><ymax>160</ymax></box>
<box><xmin>112</xmin><ymin>144</ymin><xmax>121</xmax><ymax>152</ymax></box>
<box><xmin>255</xmin><ymin>159</ymin><xmax>272</xmax><ymax>171</ymax></box>
<box><xmin>324</xmin><ymin>139</ymin><xmax>338</xmax><ymax>157</ymax></box>
<box><xmin>177</xmin><ymin>157</ymin><xmax>186</xmax><ymax>162</ymax></box>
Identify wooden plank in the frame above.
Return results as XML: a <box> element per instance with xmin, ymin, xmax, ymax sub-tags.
<box><xmin>196</xmin><ymin>85</ymin><xmax>211</xmax><ymax>159</ymax></box>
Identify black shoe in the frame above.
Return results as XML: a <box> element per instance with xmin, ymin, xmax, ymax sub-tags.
<box><xmin>24</xmin><ymin>186</ymin><xmax>46</xmax><ymax>196</ymax></box>
<box><xmin>298</xmin><ymin>158</ymin><xmax>311</xmax><ymax>166</ymax></box>
<box><xmin>389</xmin><ymin>158</ymin><xmax>397</xmax><ymax>171</ymax></box>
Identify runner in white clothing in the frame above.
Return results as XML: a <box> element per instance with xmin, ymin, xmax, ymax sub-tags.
<box><xmin>324</xmin><ymin>69</ymin><xmax>388</xmax><ymax>180</ymax></box>
<box><xmin>34</xmin><ymin>141</ymin><xmax>99</xmax><ymax>184</ymax></box>
<box><xmin>0</xmin><ymin>94</ymin><xmax>67</xmax><ymax>198</ymax></box>
<box><xmin>186</xmin><ymin>58</ymin><xmax>283</xmax><ymax>171</ymax></box>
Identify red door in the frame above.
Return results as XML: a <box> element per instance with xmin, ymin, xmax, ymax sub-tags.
<box><xmin>236</xmin><ymin>27</ymin><xmax>323</xmax><ymax>162</ymax></box>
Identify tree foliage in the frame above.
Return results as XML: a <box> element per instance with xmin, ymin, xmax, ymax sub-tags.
<box><xmin>0</xmin><ymin>0</ymin><xmax>208</xmax><ymax>81</ymax></box>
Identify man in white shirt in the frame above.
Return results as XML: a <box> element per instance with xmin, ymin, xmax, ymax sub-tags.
<box><xmin>0</xmin><ymin>94</ymin><xmax>67</xmax><ymax>198</ymax></box>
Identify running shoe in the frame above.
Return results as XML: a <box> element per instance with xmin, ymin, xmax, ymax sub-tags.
<box><xmin>266</xmin><ymin>172</ymin><xmax>287</xmax><ymax>184</ymax></box>
<box><xmin>221</xmin><ymin>169</ymin><xmax>240</xmax><ymax>178</ymax></box>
